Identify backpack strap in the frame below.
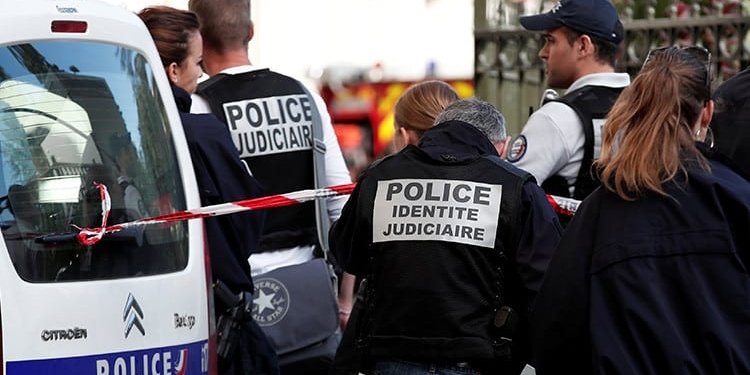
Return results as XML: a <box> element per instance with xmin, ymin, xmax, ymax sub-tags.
<box><xmin>543</xmin><ymin>85</ymin><xmax>623</xmax><ymax>200</ymax></box>
<box><xmin>299</xmin><ymin>83</ymin><xmax>341</xmax><ymax>298</ymax></box>
<box><xmin>298</xmin><ymin>84</ymin><xmax>330</xmax><ymax>256</ymax></box>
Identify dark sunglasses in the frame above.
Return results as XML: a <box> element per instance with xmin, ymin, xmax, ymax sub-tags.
<box><xmin>642</xmin><ymin>45</ymin><xmax>712</xmax><ymax>100</ymax></box>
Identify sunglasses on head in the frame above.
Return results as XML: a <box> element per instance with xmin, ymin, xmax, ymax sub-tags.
<box><xmin>642</xmin><ymin>45</ymin><xmax>712</xmax><ymax>100</ymax></box>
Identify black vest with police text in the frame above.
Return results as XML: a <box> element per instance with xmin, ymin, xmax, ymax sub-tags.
<box><xmin>355</xmin><ymin>145</ymin><xmax>532</xmax><ymax>366</ymax></box>
<box><xmin>197</xmin><ymin>69</ymin><xmax>317</xmax><ymax>252</ymax></box>
<box><xmin>541</xmin><ymin>85</ymin><xmax>623</xmax><ymax>200</ymax></box>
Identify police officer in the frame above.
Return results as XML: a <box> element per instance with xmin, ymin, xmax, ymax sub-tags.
<box><xmin>330</xmin><ymin>98</ymin><xmax>562</xmax><ymax>375</ymax></box>
<box><xmin>187</xmin><ymin>1</ymin><xmax>354</xmax><ymax>373</ymax></box>
<box><xmin>507</xmin><ymin>0</ymin><xmax>629</xmax><ymax>204</ymax></box>
<box><xmin>138</xmin><ymin>7</ymin><xmax>276</xmax><ymax>375</ymax></box>
<box><xmin>530</xmin><ymin>45</ymin><xmax>750</xmax><ymax>375</ymax></box>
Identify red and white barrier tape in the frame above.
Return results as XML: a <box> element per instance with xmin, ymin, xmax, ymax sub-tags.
<box><xmin>75</xmin><ymin>181</ymin><xmax>581</xmax><ymax>246</ymax></box>
<box><xmin>76</xmin><ymin>182</ymin><xmax>356</xmax><ymax>245</ymax></box>
<box><xmin>546</xmin><ymin>194</ymin><xmax>581</xmax><ymax>218</ymax></box>
<box><xmin>74</xmin><ymin>182</ymin><xmax>112</xmax><ymax>245</ymax></box>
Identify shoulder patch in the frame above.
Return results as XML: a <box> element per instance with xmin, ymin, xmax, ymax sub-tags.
<box><xmin>506</xmin><ymin>135</ymin><xmax>527</xmax><ymax>163</ymax></box>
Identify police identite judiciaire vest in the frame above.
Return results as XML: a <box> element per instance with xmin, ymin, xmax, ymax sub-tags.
<box><xmin>351</xmin><ymin>141</ymin><xmax>532</xmax><ymax>368</ymax></box>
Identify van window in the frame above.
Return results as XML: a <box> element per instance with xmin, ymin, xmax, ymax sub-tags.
<box><xmin>0</xmin><ymin>40</ymin><xmax>189</xmax><ymax>282</ymax></box>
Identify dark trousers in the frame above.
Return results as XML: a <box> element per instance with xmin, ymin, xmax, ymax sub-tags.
<box><xmin>329</xmin><ymin>298</ymin><xmax>370</xmax><ymax>375</ymax></box>
<box><xmin>219</xmin><ymin>318</ymin><xmax>280</xmax><ymax>375</ymax></box>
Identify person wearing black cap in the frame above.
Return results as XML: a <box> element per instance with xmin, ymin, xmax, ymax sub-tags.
<box><xmin>506</xmin><ymin>0</ymin><xmax>629</xmax><ymax>220</ymax></box>
<box><xmin>330</xmin><ymin>98</ymin><xmax>562</xmax><ymax>375</ymax></box>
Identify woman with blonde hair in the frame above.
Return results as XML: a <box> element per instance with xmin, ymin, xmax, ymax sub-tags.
<box><xmin>530</xmin><ymin>46</ymin><xmax>750</xmax><ymax>374</ymax></box>
<box><xmin>331</xmin><ymin>80</ymin><xmax>460</xmax><ymax>375</ymax></box>
<box><xmin>392</xmin><ymin>80</ymin><xmax>460</xmax><ymax>150</ymax></box>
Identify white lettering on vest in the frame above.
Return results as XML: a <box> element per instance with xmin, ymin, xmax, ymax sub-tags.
<box><xmin>222</xmin><ymin>94</ymin><xmax>314</xmax><ymax>157</ymax></box>
<box><xmin>373</xmin><ymin>179</ymin><xmax>502</xmax><ymax>248</ymax></box>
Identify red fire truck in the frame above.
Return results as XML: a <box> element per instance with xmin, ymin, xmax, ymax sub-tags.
<box><xmin>319</xmin><ymin>69</ymin><xmax>474</xmax><ymax>178</ymax></box>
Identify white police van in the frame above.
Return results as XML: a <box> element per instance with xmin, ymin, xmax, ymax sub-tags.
<box><xmin>0</xmin><ymin>0</ymin><xmax>214</xmax><ymax>373</ymax></box>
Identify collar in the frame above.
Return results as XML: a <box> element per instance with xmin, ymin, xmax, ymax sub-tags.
<box><xmin>117</xmin><ymin>175</ymin><xmax>134</xmax><ymax>185</ymax></box>
<box><xmin>219</xmin><ymin>65</ymin><xmax>267</xmax><ymax>75</ymax></box>
<box><xmin>171</xmin><ymin>84</ymin><xmax>191</xmax><ymax>113</ymax></box>
<box><xmin>417</xmin><ymin>120</ymin><xmax>499</xmax><ymax>162</ymax></box>
<box><xmin>695</xmin><ymin>141</ymin><xmax>750</xmax><ymax>181</ymax></box>
<box><xmin>566</xmin><ymin>72</ymin><xmax>631</xmax><ymax>93</ymax></box>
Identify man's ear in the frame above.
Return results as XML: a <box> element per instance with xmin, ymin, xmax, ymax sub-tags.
<box><xmin>577</xmin><ymin>34</ymin><xmax>594</xmax><ymax>57</ymax></box>
<box><xmin>495</xmin><ymin>137</ymin><xmax>512</xmax><ymax>159</ymax></box>
<box><xmin>248</xmin><ymin>21</ymin><xmax>255</xmax><ymax>43</ymax></box>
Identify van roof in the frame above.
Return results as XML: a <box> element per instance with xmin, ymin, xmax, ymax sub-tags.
<box><xmin>0</xmin><ymin>0</ymin><xmax>152</xmax><ymax>54</ymax></box>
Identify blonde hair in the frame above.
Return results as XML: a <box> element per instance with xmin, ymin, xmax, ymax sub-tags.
<box><xmin>597</xmin><ymin>47</ymin><xmax>710</xmax><ymax>200</ymax></box>
<box><xmin>394</xmin><ymin>80</ymin><xmax>460</xmax><ymax>140</ymax></box>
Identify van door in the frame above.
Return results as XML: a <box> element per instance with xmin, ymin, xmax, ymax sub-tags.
<box><xmin>0</xmin><ymin>1</ymin><xmax>211</xmax><ymax>374</ymax></box>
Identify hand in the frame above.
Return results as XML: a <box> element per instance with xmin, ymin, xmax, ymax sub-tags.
<box><xmin>338</xmin><ymin>272</ymin><xmax>356</xmax><ymax>331</ymax></box>
<box><xmin>338</xmin><ymin>309</ymin><xmax>351</xmax><ymax>331</ymax></box>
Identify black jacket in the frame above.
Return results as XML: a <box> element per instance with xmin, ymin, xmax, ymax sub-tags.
<box><xmin>172</xmin><ymin>84</ymin><xmax>265</xmax><ymax>294</ymax></box>
<box><xmin>531</xmin><ymin>143</ymin><xmax>750</xmax><ymax>374</ymax></box>
<box><xmin>711</xmin><ymin>67</ymin><xmax>750</xmax><ymax>179</ymax></box>
<box><xmin>330</xmin><ymin>120</ymin><xmax>562</xmax><ymax>370</ymax></box>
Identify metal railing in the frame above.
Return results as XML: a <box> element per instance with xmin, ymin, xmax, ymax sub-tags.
<box><xmin>474</xmin><ymin>0</ymin><xmax>750</xmax><ymax>135</ymax></box>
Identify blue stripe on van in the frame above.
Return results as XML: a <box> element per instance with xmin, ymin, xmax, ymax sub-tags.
<box><xmin>6</xmin><ymin>339</ymin><xmax>208</xmax><ymax>375</ymax></box>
